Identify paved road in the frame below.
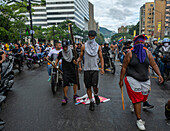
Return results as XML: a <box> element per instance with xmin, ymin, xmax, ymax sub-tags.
<box><xmin>1</xmin><ymin>62</ymin><xmax>170</xmax><ymax>131</ymax></box>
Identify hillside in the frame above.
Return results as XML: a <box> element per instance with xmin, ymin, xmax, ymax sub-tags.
<box><xmin>100</xmin><ymin>27</ymin><xmax>116</xmax><ymax>38</ymax></box>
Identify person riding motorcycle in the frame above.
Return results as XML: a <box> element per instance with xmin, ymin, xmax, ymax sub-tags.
<box><xmin>151</xmin><ymin>38</ymin><xmax>158</xmax><ymax>54</ymax></box>
<box><xmin>46</xmin><ymin>41</ymin><xmax>62</xmax><ymax>82</ymax></box>
<box><xmin>158</xmin><ymin>38</ymin><xmax>170</xmax><ymax>78</ymax></box>
<box><xmin>10</xmin><ymin>43</ymin><xmax>23</xmax><ymax>68</ymax></box>
<box><xmin>102</xmin><ymin>43</ymin><xmax>110</xmax><ymax>68</ymax></box>
<box><xmin>120</xmin><ymin>39</ymin><xmax>132</xmax><ymax>63</ymax></box>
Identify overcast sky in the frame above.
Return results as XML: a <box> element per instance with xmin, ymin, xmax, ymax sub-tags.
<box><xmin>88</xmin><ymin>0</ymin><xmax>154</xmax><ymax>32</ymax></box>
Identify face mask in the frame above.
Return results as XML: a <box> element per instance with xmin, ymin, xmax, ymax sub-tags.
<box><xmin>164</xmin><ymin>43</ymin><xmax>169</xmax><ymax>47</ymax></box>
<box><xmin>88</xmin><ymin>38</ymin><xmax>95</xmax><ymax>43</ymax></box>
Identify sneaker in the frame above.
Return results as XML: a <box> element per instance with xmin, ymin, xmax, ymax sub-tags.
<box><xmin>62</xmin><ymin>97</ymin><xmax>68</xmax><ymax>105</ymax></box>
<box><xmin>130</xmin><ymin>102</ymin><xmax>134</xmax><ymax>113</ymax></box>
<box><xmin>48</xmin><ymin>76</ymin><xmax>51</xmax><ymax>82</ymax></box>
<box><xmin>73</xmin><ymin>95</ymin><xmax>79</xmax><ymax>101</ymax></box>
<box><xmin>89</xmin><ymin>102</ymin><xmax>95</xmax><ymax>111</ymax></box>
<box><xmin>143</xmin><ymin>101</ymin><xmax>154</xmax><ymax>109</ymax></box>
<box><xmin>136</xmin><ymin>119</ymin><xmax>145</xmax><ymax>130</ymax></box>
<box><xmin>94</xmin><ymin>95</ymin><xmax>100</xmax><ymax>105</ymax></box>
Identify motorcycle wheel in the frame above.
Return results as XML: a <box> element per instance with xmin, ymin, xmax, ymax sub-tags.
<box><xmin>51</xmin><ymin>74</ymin><xmax>59</xmax><ymax>94</ymax></box>
<box><xmin>111</xmin><ymin>63</ymin><xmax>116</xmax><ymax>75</ymax></box>
<box><xmin>27</xmin><ymin>60</ymin><xmax>33</xmax><ymax>69</ymax></box>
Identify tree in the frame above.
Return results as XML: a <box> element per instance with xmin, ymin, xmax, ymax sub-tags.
<box><xmin>96</xmin><ymin>33</ymin><xmax>104</xmax><ymax>44</ymax></box>
<box><xmin>128</xmin><ymin>22</ymin><xmax>139</xmax><ymax>36</ymax></box>
<box><xmin>0</xmin><ymin>0</ymin><xmax>28</xmax><ymax>43</ymax></box>
<box><xmin>111</xmin><ymin>33</ymin><xmax>133</xmax><ymax>42</ymax></box>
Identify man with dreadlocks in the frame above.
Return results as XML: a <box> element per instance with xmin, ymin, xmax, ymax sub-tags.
<box><xmin>55</xmin><ymin>40</ymin><xmax>79</xmax><ymax>105</ymax></box>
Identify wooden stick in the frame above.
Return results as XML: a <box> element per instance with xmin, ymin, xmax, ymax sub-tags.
<box><xmin>68</xmin><ymin>23</ymin><xmax>80</xmax><ymax>90</ymax></box>
<box><xmin>121</xmin><ymin>86</ymin><xmax>125</xmax><ymax>110</ymax></box>
<box><xmin>44</xmin><ymin>57</ymin><xmax>63</xmax><ymax>74</ymax></box>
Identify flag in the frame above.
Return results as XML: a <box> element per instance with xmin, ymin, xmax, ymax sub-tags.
<box><xmin>134</xmin><ymin>30</ymin><xmax>136</xmax><ymax>37</ymax></box>
<box><xmin>158</xmin><ymin>37</ymin><xmax>160</xmax><ymax>42</ymax></box>
<box><xmin>118</xmin><ymin>37</ymin><xmax>123</xmax><ymax>42</ymax></box>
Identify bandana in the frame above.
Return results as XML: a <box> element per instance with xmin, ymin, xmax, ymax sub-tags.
<box><xmin>85</xmin><ymin>39</ymin><xmax>99</xmax><ymax>56</ymax></box>
<box><xmin>133</xmin><ymin>44</ymin><xmax>146</xmax><ymax>63</ymax></box>
<box><xmin>62</xmin><ymin>46</ymin><xmax>73</xmax><ymax>62</ymax></box>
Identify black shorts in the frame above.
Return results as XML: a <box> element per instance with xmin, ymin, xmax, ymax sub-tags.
<box><xmin>63</xmin><ymin>72</ymin><xmax>77</xmax><ymax>87</ymax></box>
<box><xmin>84</xmin><ymin>71</ymin><xmax>99</xmax><ymax>88</ymax></box>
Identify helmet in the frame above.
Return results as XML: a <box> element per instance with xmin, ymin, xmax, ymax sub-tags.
<box><xmin>62</xmin><ymin>40</ymin><xmax>69</xmax><ymax>47</ymax></box>
<box><xmin>162</xmin><ymin>38</ymin><xmax>169</xmax><ymax>43</ymax></box>
<box><xmin>152</xmin><ymin>38</ymin><xmax>158</xmax><ymax>42</ymax></box>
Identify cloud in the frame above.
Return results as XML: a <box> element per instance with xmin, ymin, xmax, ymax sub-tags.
<box><xmin>109</xmin><ymin>8</ymin><xmax>133</xmax><ymax>20</ymax></box>
<box><xmin>88</xmin><ymin>0</ymin><xmax>154</xmax><ymax>32</ymax></box>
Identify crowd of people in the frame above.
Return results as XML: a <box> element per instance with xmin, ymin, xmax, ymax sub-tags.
<box><xmin>0</xmin><ymin>32</ymin><xmax>170</xmax><ymax>130</ymax></box>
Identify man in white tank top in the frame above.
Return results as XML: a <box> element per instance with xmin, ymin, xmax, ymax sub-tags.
<box><xmin>77</xmin><ymin>30</ymin><xmax>104</xmax><ymax>111</ymax></box>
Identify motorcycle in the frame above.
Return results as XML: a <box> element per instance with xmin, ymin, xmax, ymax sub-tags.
<box><xmin>51</xmin><ymin>65</ymin><xmax>63</xmax><ymax>94</ymax></box>
<box><xmin>8</xmin><ymin>53</ymin><xmax>23</xmax><ymax>72</ymax></box>
<box><xmin>103</xmin><ymin>50</ymin><xmax>116</xmax><ymax>75</ymax></box>
<box><xmin>0</xmin><ymin>51</ymin><xmax>14</xmax><ymax>94</ymax></box>
<box><xmin>45</xmin><ymin>56</ymin><xmax>63</xmax><ymax>94</ymax></box>
<box><xmin>26</xmin><ymin>52</ymin><xmax>43</xmax><ymax>69</ymax></box>
<box><xmin>161</xmin><ymin>52</ymin><xmax>170</xmax><ymax>82</ymax></box>
<box><xmin>152</xmin><ymin>51</ymin><xmax>170</xmax><ymax>82</ymax></box>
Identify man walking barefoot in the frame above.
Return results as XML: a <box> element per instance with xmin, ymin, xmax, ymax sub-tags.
<box><xmin>78</xmin><ymin>30</ymin><xmax>104</xmax><ymax>111</ymax></box>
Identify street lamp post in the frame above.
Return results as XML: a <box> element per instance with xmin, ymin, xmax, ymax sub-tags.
<box><xmin>28</xmin><ymin>0</ymin><xmax>34</xmax><ymax>46</ymax></box>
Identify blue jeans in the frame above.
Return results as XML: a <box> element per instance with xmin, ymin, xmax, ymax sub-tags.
<box><xmin>47</xmin><ymin>64</ymin><xmax>62</xmax><ymax>77</ymax></box>
<box><xmin>159</xmin><ymin>60</ymin><xmax>165</xmax><ymax>76</ymax></box>
<box><xmin>120</xmin><ymin>55</ymin><xmax>124</xmax><ymax>64</ymax></box>
<box><xmin>37</xmin><ymin>52</ymin><xmax>44</xmax><ymax>60</ymax></box>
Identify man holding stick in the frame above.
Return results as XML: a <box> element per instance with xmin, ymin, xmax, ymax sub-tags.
<box><xmin>119</xmin><ymin>35</ymin><xmax>164</xmax><ymax>130</ymax></box>
<box><xmin>55</xmin><ymin>40</ymin><xmax>79</xmax><ymax>105</ymax></box>
<box><xmin>77</xmin><ymin>30</ymin><xmax>104</xmax><ymax>111</ymax></box>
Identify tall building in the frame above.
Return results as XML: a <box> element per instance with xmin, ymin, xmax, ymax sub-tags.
<box><xmin>88</xmin><ymin>2</ymin><xmax>96</xmax><ymax>31</ymax></box>
<box><xmin>154</xmin><ymin>0</ymin><xmax>166</xmax><ymax>38</ymax></box>
<box><xmin>165</xmin><ymin>0</ymin><xmax>170</xmax><ymax>36</ymax></box>
<box><xmin>139</xmin><ymin>2</ymin><xmax>154</xmax><ymax>38</ymax></box>
<box><xmin>9</xmin><ymin>0</ymin><xmax>89</xmax><ymax>30</ymax></box>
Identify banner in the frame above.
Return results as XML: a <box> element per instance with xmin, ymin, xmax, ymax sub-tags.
<box><xmin>158</xmin><ymin>22</ymin><xmax>161</xmax><ymax>32</ymax></box>
<box><xmin>134</xmin><ymin>30</ymin><xmax>136</xmax><ymax>37</ymax></box>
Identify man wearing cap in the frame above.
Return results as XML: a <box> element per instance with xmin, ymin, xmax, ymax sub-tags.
<box><xmin>55</xmin><ymin>40</ymin><xmax>79</xmax><ymax>105</ymax></box>
<box><xmin>119</xmin><ymin>35</ymin><xmax>164</xmax><ymax>130</ymax></box>
<box><xmin>77</xmin><ymin>30</ymin><xmax>104</xmax><ymax>111</ymax></box>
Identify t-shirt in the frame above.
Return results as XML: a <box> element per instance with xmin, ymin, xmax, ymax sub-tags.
<box><xmin>76</xmin><ymin>47</ymin><xmax>81</xmax><ymax>57</ymax></box>
<box><xmin>48</xmin><ymin>49</ymin><xmax>62</xmax><ymax>61</ymax></box>
<box><xmin>5</xmin><ymin>44</ymin><xmax>10</xmax><ymax>51</ymax></box>
<box><xmin>12</xmin><ymin>48</ymin><xmax>22</xmax><ymax>54</ymax></box>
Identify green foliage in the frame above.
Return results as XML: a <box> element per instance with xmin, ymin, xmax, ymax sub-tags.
<box><xmin>96</xmin><ymin>33</ymin><xmax>104</xmax><ymax>44</ymax></box>
<box><xmin>111</xmin><ymin>33</ymin><xmax>133</xmax><ymax>42</ymax></box>
<box><xmin>128</xmin><ymin>22</ymin><xmax>139</xmax><ymax>36</ymax></box>
<box><xmin>0</xmin><ymin>0</ymin><xmax>28</xmax><ymax>43</ymax></box>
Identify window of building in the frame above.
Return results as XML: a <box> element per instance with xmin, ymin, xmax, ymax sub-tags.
<box><xmin>150</xmin><ymin>4</ymin><xmax>153</xmax><ymax>7</ymax></box>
